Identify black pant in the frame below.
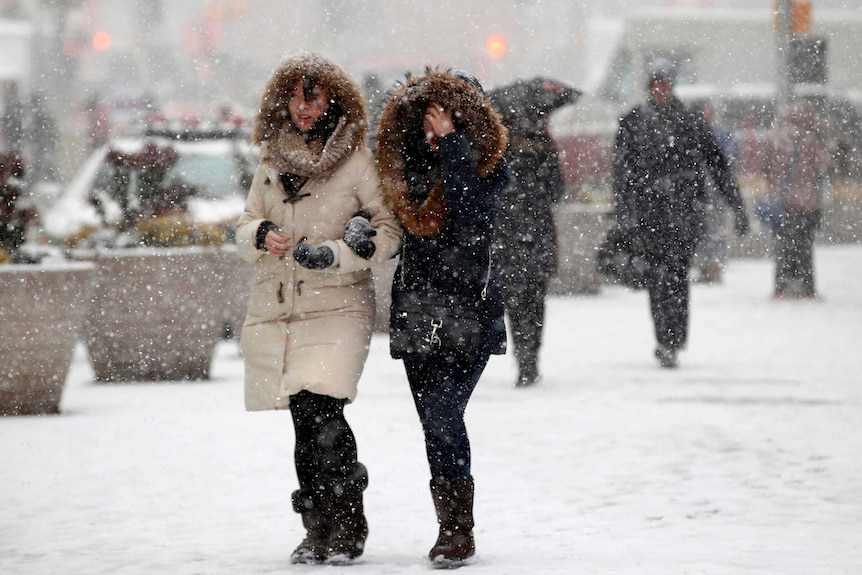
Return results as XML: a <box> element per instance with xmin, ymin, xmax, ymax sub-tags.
<box><xmin>774</xmin><ymin>212</ymin><xmax>819</xmax><ymax>296</ymax></box>
<box><xmin>646</xmin><ymin>249</ymin><xmax>693</xmax><ymax>351</ymax></box>
<box><xmin>403</xmin><ymin>352</ymin><xmax>489</xmax><ymax>480</ymax></box>
<box><xmin>290</xmin><ymin>390</ymin><xmax>357</xmax><ymax>491</ymax></box>
<box><xmin>501</xmin><ymin>276</ymin><xmax>546</xmax><ymax>372</ymax></box>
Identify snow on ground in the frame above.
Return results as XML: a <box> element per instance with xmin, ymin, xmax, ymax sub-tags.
<box><xmin>3</xmin><ymin>245</ymin><xmax>862</xmax><ymax>574</ymax></box>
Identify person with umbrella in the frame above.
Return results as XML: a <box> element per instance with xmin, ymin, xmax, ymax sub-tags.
<box><xmin>489</xmin><ymin>78</ymin><xmax>580</xmax><ymax>387</ymax></box>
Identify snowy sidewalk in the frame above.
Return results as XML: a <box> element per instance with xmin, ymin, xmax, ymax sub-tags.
<box><xmin>3</xmin><ymin>245</ymin><xmax>861</xmax><ymax>574</ymax></box>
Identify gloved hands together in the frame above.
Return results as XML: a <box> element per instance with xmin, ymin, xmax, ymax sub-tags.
<box><xmin>293</xmin><ymin>242</ymin><xmax>336</xmax><ymax>270</ymax></box>
<box><xmin>734</xmin><ymin>208</ymin><xmax>750</xmax><ymax>236</ymax></box>
<box><xmin>343</xmin><ymin>213</ymin><xmax>377</xmax><ymax>259</ymax></box>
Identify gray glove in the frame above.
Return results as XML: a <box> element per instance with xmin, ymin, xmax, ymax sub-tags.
<box><xmin>293</xmin><ymin>242</ymin><xmax>335</xmax><ymax>270</ymax></box>
<box><xmin>343</xmin><ymin>213</ymin><xmax>377</xmax><ymax>259</ymax></box>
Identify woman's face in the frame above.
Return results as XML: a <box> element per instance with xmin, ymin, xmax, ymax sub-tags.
<box><xmin>288</xmin><ymin>80</ymin><xmax>330</xmax><ymax>133</ymax></box>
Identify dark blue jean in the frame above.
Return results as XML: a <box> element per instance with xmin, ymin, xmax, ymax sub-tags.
<box><xmin>403</xmin><ymin>352</ymin><xmax>490</xmax><ymax>480</ymax></box>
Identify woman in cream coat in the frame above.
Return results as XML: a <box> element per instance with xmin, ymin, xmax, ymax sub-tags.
<box><xmin>235</xmin><ymin>53</ymin><xmax>401</xmax><ymax>565</ymax></box>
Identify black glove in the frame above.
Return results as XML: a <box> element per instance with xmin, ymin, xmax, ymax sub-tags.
<box><xmin>293</xmin><ymin>242</ymin><xmax>335</xmax><ymax>270</ymax></box>
<box><xmin>734</xmin><ymin>208</ymin><xmax>750</xmax><ymax>236</ymax></box>
<box><xmin>342</xmin><ymin>214</ymin><xmax>377</xmax><ymax>259</ymax></box>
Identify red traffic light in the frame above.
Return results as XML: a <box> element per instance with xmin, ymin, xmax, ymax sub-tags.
<box><xmin>486</xmin><ymin>34</ymin><xmax>506</xmax><ymax>59</ymax></box>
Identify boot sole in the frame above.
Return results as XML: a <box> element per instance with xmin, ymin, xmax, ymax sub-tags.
<box><xmin>325</xmin><ymin>553</ymin><xmax>362</xmax><ymax>565</ymax></box>
<box><xmin>430</xmin><ymin>553</ymin><xmax>475</xmax><ymax>569</ymax></box>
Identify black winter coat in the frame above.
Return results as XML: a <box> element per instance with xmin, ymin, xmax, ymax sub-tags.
<box><xmin>613</xmin><ymin>96</ymin><xmax>745</xmax><ymax>258</ymax></box>
<box><xmin>389</xmin><ymin>132</ymin><xmax>508</xmax><ymax>359</ymax></box>
<box><xmin>494</xmin><ymin>133</ymin><xmax>565</xmax><ymax>282</ymax></box>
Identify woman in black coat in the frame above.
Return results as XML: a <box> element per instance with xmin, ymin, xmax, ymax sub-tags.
<box><xmin>376</xmin><ymin>69</ymin><xmax>508</xmax><ymax>567</ymax></box>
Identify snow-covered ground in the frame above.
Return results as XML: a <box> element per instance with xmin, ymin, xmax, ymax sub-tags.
<box><xmin>3</xmin><ymin>244</ymin><xmax>861</xmax><ymax>575</ymax></box>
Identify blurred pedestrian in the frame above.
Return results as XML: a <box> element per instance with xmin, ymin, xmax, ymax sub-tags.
<box><xmin>0</xmin><ymin>151</ymin><xmax>31</xmax><ymax>258</ymax></box>
<box><xmin>1</xmin><ymin>81</ymin><xmax>24</xmax><ymax>154</ymax></box>
<box><xmin>84</xmin><ymin>95</ymin><xmax>111</xmax><ymax>150</ymax></box>
<box><xmin>766</xmin><ymin>101</ymin><xmax>831</xmax><ymax>299</ymax></box>
<box><xmin>28</xmin><ymin>91</ymin><xmax>59</xmax><ymax>183</ymax></box>
<box><xmin>694</xmin><ymin>100</ymin><xmax>740</xmax><ymax>284</ymax></box>
<box><xmin>489</xmin><ymin>78</ymin><xmax>579</xmax><ymax>387</ymax></box>
<box><xmin>376</xmin><ymin>68</ymin><xmax>508</xmax><ymax>567</ymax></box>
<box><xmin>234</xmin><ymin>53</ymin><xmax>402</xmax><ymax>565</ymax></box>
<box><xmin>612</xmin><ymin>59</ymin><xmax>750</xmax><ymax>368</ymax></box>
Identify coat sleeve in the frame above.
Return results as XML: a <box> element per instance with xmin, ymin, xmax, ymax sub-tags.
<box><xmin>436</xmin><ymin>131</ymin><xmax>506</xmax><ymax>228</ymax></box>
<box><xmin>331</xmin><ymin>149</ymin><xmax>403</xmax><ymax>273</ymax></box>
<box><xmin>235</xmin><ymin>163</ymin><xmax>272</xmax><ymax>263</ymax></box>
<box><xmin>697</xmin><ymin>114</ymin><xmax>746</xmax><ymax>212</ymax></box>
<box><xmin>612</xmin><ymin>111</ymin><xmax>637</xmax><ymax>228</ymax></box>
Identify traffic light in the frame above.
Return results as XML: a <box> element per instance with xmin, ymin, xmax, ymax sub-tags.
<box><xmin>486</xmin><ymin>34</ymin><xmax>506</xmax><ymax>59</ymax></box>
<box><xmin>772</xmin><ymin>0</ymin><xmax>813</xmax><ymax>35</ymax></box>
<box><xmin>92</xmin><ymin>31</ymin><xmax>111</xmax><ymax>51</ymax></box>
<box><xmin>789</xmin><ymin>35</ymin><xmax>827</xmax><ymax>84</ymax></box>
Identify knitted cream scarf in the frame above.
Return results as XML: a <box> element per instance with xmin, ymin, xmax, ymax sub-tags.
<box><xmin>264</xmin><ymin>116</ymin><xmax>357</xmax><ymax>177</ymax></box>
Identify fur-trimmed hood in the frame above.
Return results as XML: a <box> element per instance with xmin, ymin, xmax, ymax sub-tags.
<box><xmin>252</xmin><ymin>53</ymin><xmax>368</xmax><ymax>149</ymax></box>
<box><xmin>376</xmin><ymin>69</ymin><xmax>508</xmax><ymax>236</ymax></box>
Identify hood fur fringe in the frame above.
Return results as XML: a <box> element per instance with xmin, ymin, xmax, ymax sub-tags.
<box><xmin>376</xmin><ymin>69</ymin><xmax>508</xmax><ymax>237</ymax></box>
<box><xmin>252</xmin><ymin>53</ymin><xmax>368</xmax><ymax>150</ymax></box>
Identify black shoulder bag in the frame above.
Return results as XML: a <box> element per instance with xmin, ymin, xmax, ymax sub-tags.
<box><xmin>390</xmin><ymin>246</ymin><xmax>491</xmax><ymax>355</ymax></box>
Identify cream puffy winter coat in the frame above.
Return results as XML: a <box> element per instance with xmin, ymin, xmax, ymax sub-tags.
<box><xmin>236</xmin><ymin>54</ymin><xmax>401</xmax><ymax>411</ymax></box>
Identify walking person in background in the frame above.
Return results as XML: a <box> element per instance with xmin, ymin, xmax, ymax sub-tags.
<box><xmin>693</xmin><ymin>100</ymin><xmax>740</xmax><ymax>284</ymax></box>
<box><xmin>1</xmin><ymin>81</ymin><xmax>24</xmax><ymax>155</ymax></box>
<box><xmin>85</xmin><ymin>95</ymin><xmax>111</xmax><ymax>151</ymax></box>
<box><xmin>612</xmin><ymin>59</ymin><xmax>750</xmax><ymax>369</ymax></box>
<box><xmin>376</xmin><ymin>68</ymin><xmax>508</xmax><ymax>567</ymax></box>
<box><xmin>489</xmin><ymin>78</ymin><xmax>579</xmax><ymax>387</ymax></box>
<box><xmin>235</xmin><ymin>53</ymin><xmax>401</xmax><ymax>565</ymax></box>
<box><xmin>28</xmin><ymin>91</ymin><xmax>59</xmax><ymax>183</ymax></box>
<box><xmin>767</xmin><ymin>101</ymin><xmax>831</xmax><ymax>300</ymax></box>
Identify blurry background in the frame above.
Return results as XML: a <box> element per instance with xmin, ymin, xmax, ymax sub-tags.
<box><xmin>0</xmin><ymin>0</ymin><xmax>860</xmax><ymax>202</ymax></box>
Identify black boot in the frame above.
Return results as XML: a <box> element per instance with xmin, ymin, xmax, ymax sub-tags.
<box><xmin>515</xmin><ymin>357</ymin><xmax>539</xmax><ymax>387</ymax></box>
<box><xmin>324</xmin><ymin>462</ymin><xmax>369</xmax><ymax>564</ymax></box>
<box><xmin>428</xmin><ymin>476</ymin><xmax>475</xmax><ymax>567</ymax></box>
<box><xmin>289</xmin><ymin>488</ymin><xmax>330</xmax><ymax>564</ymax></box>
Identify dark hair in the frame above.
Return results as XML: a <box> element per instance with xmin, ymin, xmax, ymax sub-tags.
<box><xmin>293</xmin><ymin>76</ymin><xmax>344</xmax><ymax>142</ymax></box>
<box><xmin>305</xmin><ymin>101</ymin><xmax>344</xmax><ymax>142</ymax></box>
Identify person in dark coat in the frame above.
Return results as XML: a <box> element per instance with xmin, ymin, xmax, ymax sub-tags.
<box><xmin>1</xmin><ymin>81</ymin><xmax>25</xmax><ymax>155</ymax></box>
<box><xmin>28</xmin><ymin>91</ymin><xmax>59</xmax><ymax>183</ymax></box>
<box><xmin>766</xmin><ymin>101</ymin><xmax>831</xmax><ymax>299</ymax></box>
<box><xmin>376</xmin><ymin>68</ymin><xmax>508</xmax><ymax>567</ymax></box>
<box><xmin>612</xmin><ymin>59</ymin><xmax>750</xmax><ymax>368</ymax></box>
<box><xmin>490</xmin><ymin>78</ymin><xmax>578</xmax><ymax>386</ymax></box>
<box><xmin>693</xmin><ymin>101</ymin><xmax>740</xmax><ymax>284</ymax></box>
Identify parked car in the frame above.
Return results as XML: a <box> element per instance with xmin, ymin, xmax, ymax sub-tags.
<box><xmin>38</xmin><ymin>121</ymin><xmax>256</xmax><ymax>244</ymax></box>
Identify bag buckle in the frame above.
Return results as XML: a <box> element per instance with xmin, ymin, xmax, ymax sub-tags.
<box><xmin>428</xmin><ymin>318</ymin><xmax>443</xmax><ymax>348</ymax></box>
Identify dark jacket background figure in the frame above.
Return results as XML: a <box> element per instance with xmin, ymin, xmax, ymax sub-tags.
<box><xmin>613</xmin><ymin>70</ymin><xmax>749</xmax><ymax>367</ymax></box>
<box><xmin>376</xmin><ymin>68</ymin><xmax>508</xmax><ymax>567</ymax></box>
<box><xmin>766</xmin><ymin>101</ymin><xmax>831</xmax><ymax>298</ymax></box>
<box><xmin>489</xmin><ymin>78</ymin><xmax>577</xmax><ymax>386</ymax></box>
<box><xmin>495</xmin><ymin>135</ymin><xmax>562</xmax><ymax>386</ymax></box>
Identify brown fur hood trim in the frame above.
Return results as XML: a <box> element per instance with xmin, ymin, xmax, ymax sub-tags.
<box><xmin>376</xmin><ymin>69</ymin><xmax>508</xmax><ymax>237</ymax></box>
<box><xmin>252</xmin><ymin>53</ymin><xmax>368</xmax><ymax>148</ymax></box>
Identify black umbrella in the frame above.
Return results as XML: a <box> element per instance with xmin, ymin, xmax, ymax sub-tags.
<box><xmin>488</xmin><ymin>77</ymin><xmax>581</xmax><ymax>137</ymax></box>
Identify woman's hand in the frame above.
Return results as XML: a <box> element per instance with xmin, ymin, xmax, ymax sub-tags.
<box><xmin>265</xmin><ymin>229</ymin><xmax>292</xmax><ymax>257</ymax></box>
<box><xmin>424</xmin><ymin>103</ymin><xmax>454</xmax><ymax>150</ymax></box>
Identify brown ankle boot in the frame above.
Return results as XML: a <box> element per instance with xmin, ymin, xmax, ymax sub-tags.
<box><xmin>289</xmin><ymin>488</ymin><xmax>330</xmax><ymax>564</ymax></box>
<box><xmin>428</xmin><ymin>476</ymin><xmax>475</xmax><ymax>567</ymax></box>
<box><xmin>324</xmin><ymin>463</ymin><xmax>369</xmax><ymax>564</ymax></box>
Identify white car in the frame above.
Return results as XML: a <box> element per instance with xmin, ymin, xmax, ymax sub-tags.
<box><xmin>40</xmin><ymin>125</ymin><xmax>257</xmax><ymax>243</ymax></box>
